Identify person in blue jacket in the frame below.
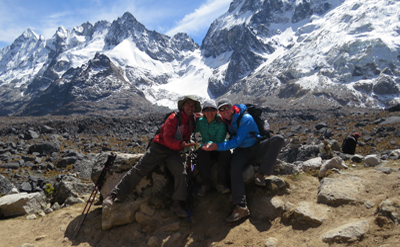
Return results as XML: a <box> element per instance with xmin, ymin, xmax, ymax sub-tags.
<box><xmin>202</xmin><ymin>98</ymin><xmax>285</xmax><ymax>223</ymax></box>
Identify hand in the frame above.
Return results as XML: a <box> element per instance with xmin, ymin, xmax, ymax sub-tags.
<box><xmin>194</xmin><ymin>112</ymin><xmax>203</xmax><ymax>119</ymax></box>
<box><xmin>181</xmin><ymin>141</ymin><xmax>196</xmax><ymax>148</ymax></box>
<box><xmin>201</xmin><ymin>143</ymin><xmax>218</xmax><ymax>151</ymax></box>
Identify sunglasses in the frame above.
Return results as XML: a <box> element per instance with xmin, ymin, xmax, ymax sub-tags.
<box><xmin>203</xmin><ymin>108</ymin><xmax>217</xmax><ymax>112</ymax></box>
<box><xmin>219</xmin><ymin>106</ymin><xmax>231</xmax><ymax>112</ymax></box>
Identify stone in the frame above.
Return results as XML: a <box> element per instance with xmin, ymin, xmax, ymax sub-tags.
<box><xmin>264</xmin><ymin>237</ymin><xmax>278</xmax><ymax>247</ymax></box>
<box><xmin>377</xmin><ymin>199</ymin><xmax>400</xmax><ymax>224</ymax></box>
<box><xmin>318</xmin><ymin>156</ymin><xmax>348</xmax><ymax>178</ymax></box>
<box><xmin>321</xmin><ymin>220</ymin><xmax>369</xmax><ymax>243</ymax></box>
<box><xmin>293</xmin><ymin>201</ymin><xmax>328</xmax><ymax>227</ymax></box>
<box><xmin>0</xmin><ymin>174</ymin><xmax>16</xmax><ymax>195</ymax></box>
<box><xmin>301</xmin><ymin>157</ymin><xmax>322</xmax><ymax>172</ymax></box>
<box><xmin>248</xmin><ymin>196</ymin><xmax>284</xmax><ymax>220</ymax></box>
<box><xmin>135</xmin><ymin>211</ymin><xmax>153</xmax><ymax>224</ymax></box>
<box><xmin>140</xmin><ymin>203</ymin><xmax>155</xmax><ymax>216</ymax></box>
<box><xmin>317</xmin><ymin>177</ymin><xmax>365</xmax><ymax>206</ymax></box>
<box><xmin>364</xmin><ymin>154</ymin><xmax>381</xmax><ymax>167</ymax></box>
<box><xmin>51</xmin><ymin>175</ymin><xmax>94</xmax><ymax>205</ymax></box>
<box><xmin>147</xmin><ymin>236</ymin><xmax>160</xmax><ymax>247</ymax></box>
<box><xmin>161</xmin><ymin>221</ymin><xmax>180</xmax><ymax>232</ymax></box>
<box><xmin>102</xmin><ymin>197</ymin><xmax>148</xmax><ymax>230</ymax></box>
<box><xmin>0</xmin><ymin>192</ymin><xmax>47</xmax><ymax>218</ymax></box>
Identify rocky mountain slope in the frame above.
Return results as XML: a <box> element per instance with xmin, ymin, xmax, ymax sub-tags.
<box><xmin>1</xmin><ymin>0</ymin><xmax>399</xmax><ymax>116</ymax></box>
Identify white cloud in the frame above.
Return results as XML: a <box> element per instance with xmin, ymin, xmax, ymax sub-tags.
<box><xmin>166</xmin><ymin>0</ymin><xmax>231</xmax><ymax>36</ymax></box>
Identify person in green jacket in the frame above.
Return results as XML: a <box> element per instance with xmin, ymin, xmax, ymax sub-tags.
<box><xmin>195</xmin><ymin>100</ymin><xmax>231</xmax><ymax>196</ymax></box>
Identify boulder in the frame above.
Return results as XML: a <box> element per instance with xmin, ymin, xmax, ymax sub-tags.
<box><xmin>364</xmin><ymin>154</ymin><xmax>381</xmax><ymax>167</ymax></box>
<box><xmin>51</xmin><ymin>175</ymin><xmax>94</xmax><ymax>206</ymax></box>
<box><xmin>318</xmin><ymin>156</ymin><xmax>348</xmax><ymax>178</ymax></box>
<box><xmin>321</xmin><ymin>220</ymin><xmax>369</xmax><ymax>243</ymax></box>
<box><xmin>292</xmin><ymin>201</ymin><xmax>329</xmax><ymax>227</ymax></box>
<box><xmin>28</xmin><ymin>142</ymin><xmax>60</xmax><ymax>155</ymax></box>
<box><xmin>300</xmin><ymin>157</ymin><xmax>322</xmax><ymax>172</ymax></box>
<box><xmin>0</xmin><ymin>192</ymin><xmax>47</xmax><ymax>218</ymax></box>
<box><xmin>0</xmin><ymin>174</ymin><xmax>17</xmax><ymax>195</ymax></box>
<box><xmin>317</xmin><ymin>177</ymin><xmax>365</xmax><ymax>206</ymax></box>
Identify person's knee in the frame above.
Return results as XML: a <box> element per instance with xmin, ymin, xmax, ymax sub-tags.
<box><xmin>273</xmin><ymin>135</ymin><xmax>285</xmax><ymax>147</ymax></box>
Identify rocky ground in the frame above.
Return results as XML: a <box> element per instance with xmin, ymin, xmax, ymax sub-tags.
<box><xmin>1</xmin><ymin>106</ymin><xmax>400</xmax><ymax>247</ymax></box>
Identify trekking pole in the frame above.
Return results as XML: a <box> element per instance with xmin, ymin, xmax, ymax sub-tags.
<box><xmin>72</xmin><ymin>152</ymin><xmax>117</xmax><ymax>238</ymax></box>
<box><xmin>186</xmin><ymin>147</ymin><xmax>198</xmax><ymax>223</ymax></box>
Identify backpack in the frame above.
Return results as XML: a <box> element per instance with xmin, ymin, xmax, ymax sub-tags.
<box><xmin>146</xmin><ymin>111</ymin><xmax>182</xmax><ymax>150</ymax></box>
<box><xmin>235</xmin><ymin>104</ymin><xmax>271</xmax><ymax>140</ymax></box>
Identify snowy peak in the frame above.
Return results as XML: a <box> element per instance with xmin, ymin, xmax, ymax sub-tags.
<box><xmin>0</xmin><ymin>0</ymin><xmax>400</xmax><ymax>116</ymax></box>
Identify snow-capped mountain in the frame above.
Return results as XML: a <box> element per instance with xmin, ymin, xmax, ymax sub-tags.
<box><xmin>203</xmin><ymin>0</ymin><xmax>400</xmax><ymax>109</ymax></box>
<box><xmin>0</xmin><ymin>0</ymin><xmax>399</xmax><ymax>116</ymax></box>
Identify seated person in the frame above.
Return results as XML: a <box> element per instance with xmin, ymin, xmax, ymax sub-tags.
<box><xmin>103</xmin><ymin>96</ymin><xmax>201</xmax><ymax>218</ymax></box>
<box><xmin>202</xmin><ymin>98</ymin><xmax>285</xmax><ymax>223</ymax></box>
<box><xmin>195</xmin><ymin>100</ymin><xmax>231</xmax><ymax>196</ymax></box>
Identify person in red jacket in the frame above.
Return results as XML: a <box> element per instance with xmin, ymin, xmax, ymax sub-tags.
<box><xmin>103</xmin><ymin>95</ymin><xmax>201</xmax><ymax>218</ymax></box>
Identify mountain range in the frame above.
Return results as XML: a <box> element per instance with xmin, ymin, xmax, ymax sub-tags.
<box><xmin>0</xmin><ymin>0</ymin><xmax>399</xmax><ymax>116</ymax></box>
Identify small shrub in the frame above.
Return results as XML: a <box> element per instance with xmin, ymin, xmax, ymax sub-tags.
<box><xmin>44</xmin><ymin>183</ymin><xmax>54</xmax><ymax>198</ymax></box>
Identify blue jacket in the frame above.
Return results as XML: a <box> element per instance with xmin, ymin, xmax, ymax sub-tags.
<box><xmin>217</xmin><ymin>104</ymin><xmax>261</xmax><ymax>151</ymax></box>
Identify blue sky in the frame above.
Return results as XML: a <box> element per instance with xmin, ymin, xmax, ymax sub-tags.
<box><xmin>0</xmin><ymin>0</ymin><xmax>232</xmax><ymax>49</ymax></box>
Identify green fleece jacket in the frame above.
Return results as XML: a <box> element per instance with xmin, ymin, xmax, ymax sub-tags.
<box><xmin>195</xmin><ymin>115</ymin><xmax>227</xmax><ymax>146</ymax></box>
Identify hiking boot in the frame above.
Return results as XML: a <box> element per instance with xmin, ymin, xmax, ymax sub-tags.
<box><xmin>103</xmin><ymin>194</ymin><xmax>116</xmax><ymax>207</ymax></box>
<box><xmin>170</xmin><ymin>200</ymin><xmax>187</xmax><ymax>218</ymax></box>
<box><xmin>197</xmin><ymin>185</ymin><xmax>210</xmax><ymax>197</ymax></box>
<box><xmin>254</xmin><ymin>172</ymin><xmax>266</xmax><ymax>186</ymax></box>
<box><xmin>226</xmin><ymin>205</ymin><xmax>250</xmax><ymax>223</ymax></box>
<box><xmin>216</xmin><ymin>184</ymin><xmax>230</xmax><ymax>194</ymax></box>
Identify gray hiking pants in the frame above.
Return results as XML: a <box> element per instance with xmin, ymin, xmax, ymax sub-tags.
<box><xmin>111</xmin><ymin>142</ymin><xmax>187</xmax><ymax>201</ymax></box>
<box><xmin>230</xmin><ymin>135</ymin><xmax>285</xmax><ymax>206</ymax></box>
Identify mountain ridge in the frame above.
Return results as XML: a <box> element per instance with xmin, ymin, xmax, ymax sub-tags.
<box><xmin>0</xmin><ymin>0</ymin><xmax>399</xmax><ymax>116</ymax></box>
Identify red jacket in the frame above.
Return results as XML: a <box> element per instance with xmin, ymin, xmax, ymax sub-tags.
<box><xmin>152</xmin><ymin>111</ymin><xmax>195</xmax><ymax>151</ymax></box>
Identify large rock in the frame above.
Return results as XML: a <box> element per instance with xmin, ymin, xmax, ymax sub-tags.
<box><xmin>300</xmin><ymin>157</ymin><xmax>322</xmax><ymax>172</ymax></box>
<box><xmin>292</xmin><ymin>201</ymin><xmax>329</xmax><ymax>227</ymax></box>
<box><xmin>248</xmin><ymin>196</ymin><xmax>284</xmax><ymax>220</ymax></box>
<box><xmin>102</xmin><ymin>197</ymin><xmax>148</xmax><ymax>230</ymax></box>
<box><xmin>321</xmin><ymin>220</ymin><xmax>369</xmax><ymax>243</ymax></box>
<box><xmin>28</xmin><ymin>141</ymin><xmax>60</xmax><ymax>155</ymax></box>
<box><xmin>94</xmin><ymin>152</ymin><xmax>176</xmax><ymax>229</ymax></box>
<box><xmin>51</xmin><ymin>175</ymin><xmax>94</xmax><ymax>205</ymax></box>
<box><xmin>0</xmin><ymin>174</ymin><xmax>17</xmax><ymax>195</ymax></box>
<box><xmin>318</xmin><ymin>156</ymin><xmax>348</xmax><ymax>178</ymax></box>
<box><xmin>317</xmin><ymin>177</ymin><xmax>365</xmax><ymax>206</ymax></box>
<box><xmin>91</xmin><ymin>152</ymin><xmax>145</xmax><ymax>198</ymax></box>
<box><xmin>0</xmin><ymin>192</ymin><xmax>47</xmax><ymax>218</ymax></box>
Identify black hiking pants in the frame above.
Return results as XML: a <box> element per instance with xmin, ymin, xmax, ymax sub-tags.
<box><xmin>197</xmin><ymin>149</ymin><xmax>232</xmax><ymax>187</ymax></box>
<box><xmin>111</xmin><ymin>142</ymin><xmax>187</xmax><ymax>201</ymax></box>
<box><xmin>230</xmin><ymin>134</ymin><xmax>285</xmax><ymax>206</ymax></box>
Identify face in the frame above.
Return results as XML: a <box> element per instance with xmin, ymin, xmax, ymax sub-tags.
<box><xmin>182</xmin><ymin>100</ymin><xmax>196</xmax><ymax>116</ymax></box>
<box><xmin>218</xmin><ymin>105</ymin><xmax>234</xmax><ymax>120</ymax></box>
<box><xmin>202</xmin><ymin>107</ymin><xmax>217</xmax><ymax>121</ymax></box>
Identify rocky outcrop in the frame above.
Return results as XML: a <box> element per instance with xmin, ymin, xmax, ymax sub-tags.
<box><xmin>0</xmin><ymin>192</ymin><xmax>48</xmax><ymax>218</ymax></box>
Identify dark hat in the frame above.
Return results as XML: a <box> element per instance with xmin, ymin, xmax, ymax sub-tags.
<box><xmin>217</xmin><ymin>98</ymin><xmax>232</xmax><ymax>110</ymax></box>
<box><xmin>177</xmin><ymin>95</ymin><xmax>201</xmax><ymax>112</ymax></box>
<box><xmin>202</xmin><ymin>100</ymin><xmax>217</xmax><ymax>110</ymax></box>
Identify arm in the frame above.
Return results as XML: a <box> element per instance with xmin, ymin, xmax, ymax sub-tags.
<box><xmin>217</xmin><ymin>114</ymin><xmax>255</xmax><ymax>151</ymax></box>
<box><xmin>161</xmin><ymin>113</ymin><xmax>184</xmax><ymax>151</ymax></box>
